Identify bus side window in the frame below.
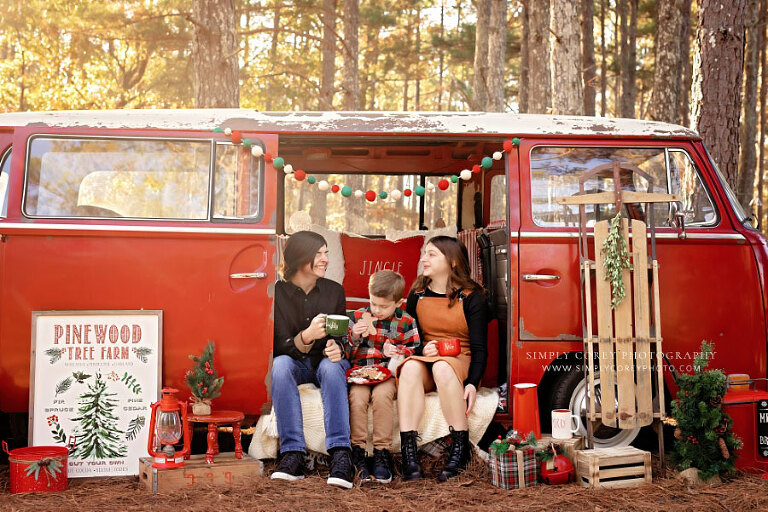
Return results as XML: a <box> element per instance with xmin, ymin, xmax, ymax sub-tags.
<box><xmin>0</xmin><ymin>147</ymin><xmax>9</xmax><ymax>219</ymax></box>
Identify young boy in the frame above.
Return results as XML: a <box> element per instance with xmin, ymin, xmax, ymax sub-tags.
<box><xmin>348</xmin><ymin>270</ymin><xmax>420</xmax><ymax>483</ymax></box>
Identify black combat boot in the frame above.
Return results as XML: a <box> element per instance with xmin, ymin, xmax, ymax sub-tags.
<box><xmin>437</xmin><ymin>427</ymin><xmax>471</xmax><ymax>482</ymax></box>
<box><xmin>399</xmin><ymin>430</ymin><xmax>424</xmax><ymax>481</ymax></box>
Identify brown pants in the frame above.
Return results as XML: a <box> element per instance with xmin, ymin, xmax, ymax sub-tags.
<box><xmin>348</xmin><ymin>378</ymin><xmax>397</xmax><ymax>450</ymax></box>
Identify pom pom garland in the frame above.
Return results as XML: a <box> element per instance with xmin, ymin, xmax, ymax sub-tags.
<box><xmin>365</xmin><ymin>190</ymin><xmax>377</xmax><ymax>202</ymax></box>
<box><xmin>307</xmin><ymin>176</ymin><xmax>316</xmax><ymax>184</ymax></box>
<box><xmin>493</xmin><ymin>151</ymin><xmax>503</xmax><ymax>160</ymax></box>
<box><xmin>427</xmin><ymin>182</ymin><xmax>435</xmax><ymax>191</ymax></box>
<box><xmin>503</xmin><ymin>139</ymin><xmax>514</xmax><ymax>152</ymax></box>
<box><xmin>390</xmin><ymin>189</ymin><xmax>402</xmax><ymax>201</ymax></box>
<box><xmin>251</xmin><ymin>146</ymin><xmax>264</xmax><ymax>158</ymax></box>
<box><xmin>264</xmin><ymin>153</ymin><xmax>273</xmax><ymax>163</ymax></box>
<box><xmin>213</xmin><ymin>127</ymin><xmax>224</xmax><ymax>133</ymax></box>
<box><xmin>472</xmin><ymin>164</ymin><xmax>482</xmax><ymax>174</ymax></box>
<box><xmin>404</xmin><ymin>189</ymin><xmax>413</xmax><ymax>197</ymax></box>
<box><xmin>283</xmin><ymin>164</ymin><xmax>293</xmax><ymax>174</ymax></box>
<box><xmin>341</xmin><ymin>186</ymin><xmax>353</xmax><ymax>197</ymax></box>
<box><xmin>460</xmin><ymin>169</ymin><xmax>473</xmax><ymax>181</ymax></box>
<box><xmin>512</xmin><ymin>137</ymin><xmax>521</xmax><ymax>146</ymax></box>
<box><xmin>481</xmin><ymin>156</ymin><xmax>493</xmax><ymax>168</ymax></box>
<box><xmin>272</xmin><ymin>156</ymin><xmax>285</xmax><ymax>169</ymax></box>
<box><xmin>331</xmin><ymin>184</ymin><xmax>340</xmax><ymax>193</ymax></box>
<box><xmin>224</xmin><ymin>127</ymin><xmax>232</xmax><ymax>136</ymax></box>
<box><xmin>294</xmin><ymin>169</ymin><xmax>306</xmax><ymax>181</ymax></box>
<box><xmin>379</xmin><ymin>190</ymin><xmax>388</xmax><ymax>199</ymax></box>
<box><xmin>450</xmin><ymin>175</ymin><xmax>459</xmax><ymax>183</ymax></box>
<box><xmin>414</xmin><ymin>186</ymin><xmax>425</xmax><ymax>196</ymax></box>
<box><xmin>438</xmin><ymin>179</ymin><xmax>450</xmax><ymax>190</ymax></box>
<box><xmin>318</xmin><ymin>180</ymin><xmax>330</xmax><ymax>191</ymax></box>
<box><xmin>231</xmin><ymin>131</ymin><xmax>243</xmax><ymax>144</ymax></box>
<box><xmin>354</xmin><ymin>189</ymin><xmax>364</xmax><ymax>198</ymax></box>
<box><xmin>242</xmin><ymin>139</ymin><xmax>252</xmax><ymax>148</ymax></box>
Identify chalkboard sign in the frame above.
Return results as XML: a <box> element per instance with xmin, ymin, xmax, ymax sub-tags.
<box><xmin>758</xmin><ymin>398</ymin><xmax>768</xmax><ymax>458</ymax></box>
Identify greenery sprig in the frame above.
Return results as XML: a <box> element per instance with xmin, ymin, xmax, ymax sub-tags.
<box><xmin>602</xmin><ymin>212</ymin><xmax>633</xmax><ymax>309</ymax></box>
<box><xmin>490</xmin><ymin>429</ymin><xmax>538</xmax><ymax>454</ymax></box>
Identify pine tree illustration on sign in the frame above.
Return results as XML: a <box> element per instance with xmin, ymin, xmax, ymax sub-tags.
<box><xmin>70</xmin><ymin>372</ymin><xmax>127</xmax><ymax>459</ymax></box>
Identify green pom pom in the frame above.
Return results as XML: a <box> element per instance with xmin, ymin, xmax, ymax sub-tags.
<box><xmin>307</xmin><ymin>176</ymin><xmax>316</xmax><ymax>184</ymax></box>
<box><xmin>341</xmin><ymin>186</ymin><xmax>352</xmax><ymax>197</ymax></box>
<box><xmin>379</xmin><ymin>191</ymin><xmax>388</xmax><ymax>199</ymax></box>
<box><xmin>481</xmin><ymin>156</ymin><xmax>493</xmax><ymax>168</ymax></box>
<box><xmin>242</xmin><ymin>139</ymin><xmax>252</xmax><ymax>148</ymax></box>
<box><xmin>512</xmin><ymin>137</ymin><xmax>521</xmax><ymax>146</ymax></box>
<box><xmin>450</xmin><ymin>175</ymin><xmax>459</xmax><ymax>183</ymax></box>
<box><xmin>272</xmin><ymin>157</ymin><xmax>285</xmax><ymax>169</ymax></box>
<box><xmin>213</xmin><ymin>127</ymin><xmax>224</xmax><ymax>133</ymax></box>
<box><xmin>414</xmin><ymin>186</ymin><xmax>425</xmax><ymax>196</ymax></box>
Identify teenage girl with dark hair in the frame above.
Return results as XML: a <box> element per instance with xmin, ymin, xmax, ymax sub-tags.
<box><xmin>396</xmin><ymin>236</ymin><xmax>490</xmax><ymax>482</ymax></box>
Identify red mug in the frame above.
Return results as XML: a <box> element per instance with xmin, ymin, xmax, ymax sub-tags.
<box><xmin>437</xmin><ymin>338</ymin><xmax>461</xmax><ymax>357</ymax></box>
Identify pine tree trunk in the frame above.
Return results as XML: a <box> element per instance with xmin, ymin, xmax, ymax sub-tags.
<box><xmin>342</xmin><ymin>0</ymin><xmax>360</xmax><ymax>110</ymax></box>
<box><xmin>191</xmin><ymin>0</ymin><xmax>239</xmax><ymax>108</ymax></box>
<box><xmin>738</xmin><ymin>0</ymin><xmax>760</xmax><ymax>210</ymax></box>
<box><xmin>265</xmin><ymin>5</ymin><xmax>281</xmax><ymax>110</ymax></box>
<box><xmin>759</xmin><ymin>0</ymin><xmax>767</xmax><ymax>228</ymax></box>
<box><xmin>679</xmin><ymin>0</ymin><xmax>693</xmax><ymax>126</ymax></box>
<box><xmin>600</xmin><ymin>0</ymin><xmax>607</xmax><ymax>116</ymax></box>
<box><xmin>619</xmin><ymin>0</ymin><xmax>637</xmax><ymax>117</ymax></box>
<box><xmin>690</xmin><ymin>0</ymin><xmax>747</xmax><ymax>190</ymax></box>
<box><xmin>582</xmin><ymin>0</ymin><xmax>596</xmax><ymax>116</ymax></box>
<box><xmin>319</xmin><ymin>0</ymin><xmax>337</xmax><ymax>110</ymax></box>
<box><xmin>519</xmin><ymin>0</ymin><xmax>530</xmax><ymax>113</ymax></box>
<box><xmin>487</xmin><ymin>0</ymin><xmax>507</xmax><ymax>112</ymax></box>
<box><xmin>438</xmin><ymin>1</ymin><xmax>446</xmax><ymax>110</ymax></box>
<box><xmin>528</xmin><ymin>0</ymin><xmax>551</xmax><ymax>113</ymax></box>
<box><xmin>551</xmin><ymin>0</ymin><xmax>584</xmax><ymax>115</ymax></box>
<box><xmin>472</xmin><ymin>0</ymin><xmax>491</xmax><ymax>110</ymax></box>
<box><xmin>648</xmin><ymin>0</ymin><xmax>687</xmax><ymax>123</ymax></box>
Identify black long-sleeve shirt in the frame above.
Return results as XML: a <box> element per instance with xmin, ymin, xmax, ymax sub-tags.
<box><xmin>273</xmin><ymin>278</ymin><xmax>346</xmax><ymax>368</ymax></box>
<box><xmin>406</xmin><ymin>288</ymin><xmax>489</xmax><ymax>388</ymax></box>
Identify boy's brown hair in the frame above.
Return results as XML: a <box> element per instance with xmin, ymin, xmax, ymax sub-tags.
<box><xmin>368</xmin><ymin>270</ymin><xmax>405</xmax><ymax>302</ymax></box>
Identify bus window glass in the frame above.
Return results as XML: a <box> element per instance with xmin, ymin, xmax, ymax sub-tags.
<box><xmin>668</xmin><ymin>150</ymin><xmax>717</xmax><ymax>226</ymax></box>
<box><xmin>25</xmin><ymin>137</ymin><xmax>211</xmax><ymax>219</ymax></box>
<box><xmin>0</xmin><ymin>148</ymin><xmax>9</xmax><ymax>218</ymax></box>
<box><xmin>213</xmin><ymin>143</ymin><xmax>262</xmax><ymax>221</ymax></box>
<box><xmin>489</xmin><ymin>174</ymin><xmax>507</xmax><ymax>224</ymax></box>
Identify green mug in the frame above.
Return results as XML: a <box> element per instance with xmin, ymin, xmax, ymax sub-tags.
<box><xmin>325</xmin><ymin>314</ymin><xmax>350</xmax><ymax>337</ymax></box>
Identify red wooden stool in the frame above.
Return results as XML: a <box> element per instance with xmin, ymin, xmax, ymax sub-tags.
<box><xmin>186</xmin><ymin>410</ymin><xmax>245</xmax><ymax>464</ymax></box>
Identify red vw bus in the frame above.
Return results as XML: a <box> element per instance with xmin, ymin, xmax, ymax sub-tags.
<box><xmin>0</xmin><ymin>110</ymin><xmax>764</xmax><ymax>449</ymax></box>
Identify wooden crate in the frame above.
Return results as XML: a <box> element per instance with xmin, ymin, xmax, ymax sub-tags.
<box><xmin>576</xmin><ymin>447</ymin><xmax>652</xmax><ymax>489</ymax></box>
<box><xmin>537</xmin><ymin>435</ymin><xmax>585</xmax><ymax>470</ymax></box>
<box><xmin>139</xmin><ymin>453</ymin><xmax>263</xmax><ymax>493</ymax></box>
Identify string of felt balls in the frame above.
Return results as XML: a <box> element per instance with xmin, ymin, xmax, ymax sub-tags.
<box><xmin>214</xmin><ymin>126</ymin><xmax>520</xmax><ymax>202</ymax></box>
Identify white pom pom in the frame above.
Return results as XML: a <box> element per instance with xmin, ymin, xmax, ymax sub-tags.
<box><xmin>390</xmin><ymin>189</ymin><xmax>402</xmax><ymax>201</ymax></box>
<box><xmin>427</xmin><ymin>182</ymin><xmax>435</xmax><ymax>191</ymax></box>
<box><xmin>460</xmin><ymin>169</ymin><xmax>473</xmax><ymax>181</ymax></box>
<box><xmin>318</xmin><ymin>180</ymin><xmax>330</xmax><ymax>191</ymax></box>
<box><xmin>224</xmin><ymin>127</ymin><xmax>232</xmax><ymax>136</ymax></box>
<box><xmin>493</xmin><ymin>151</ymin><xmax>503</xmax><ymax>161</ymax></box>
<box><xmin>251</xmin><ymin>146</ymin><xmax>264</xmax><ymax>157</ymax></box>
<box><xmin>283</xmin><ymin>164</ymin><xmax>293</xmax><ymax>174</ymax></box>
<box><xmin>354</xmin><ymin>190</ymin><xmax>364</xmax><ymax>198</ymax></box>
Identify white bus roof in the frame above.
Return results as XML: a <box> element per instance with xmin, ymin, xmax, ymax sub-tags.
<box><xmin>0</xmin><ymin>109</ymin><xmax>699</xmax><ymax>140</ymax></box>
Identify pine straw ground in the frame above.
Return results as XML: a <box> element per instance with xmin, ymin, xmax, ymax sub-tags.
<box><xmin>3</xmin><ymin>454</ymin><xmax>768</xmax><ymax>512</ymax></box>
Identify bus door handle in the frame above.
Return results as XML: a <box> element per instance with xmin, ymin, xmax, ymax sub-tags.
<box><xmin>521</xmin><ymin>274</ymin><xmax>561</xmax><ymax>282</ymax></box>
<box><xmin>230</xmin><ymin>272</ymin><xmax>268</xmax><ymax>279</ymax></box>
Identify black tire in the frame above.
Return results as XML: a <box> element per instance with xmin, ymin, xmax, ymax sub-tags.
<box><xmin>546</xmin><ymin>365</ymin><xmax>640</xmax><ymax>448</ymax></box>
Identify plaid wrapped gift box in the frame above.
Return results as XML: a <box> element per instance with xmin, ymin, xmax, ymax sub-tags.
<box><xmin>489</xmin><ymin>447</ymin><xmax>538</xmax><ymax>489</ymax></box>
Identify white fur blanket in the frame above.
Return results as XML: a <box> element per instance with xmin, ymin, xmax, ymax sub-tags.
<box><xmin>249</xmin><ymin>384</ymin><xmax>499</xmax><ymax>459</ymax></box>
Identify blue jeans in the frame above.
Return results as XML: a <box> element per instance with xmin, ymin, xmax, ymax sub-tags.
<box><xmin>271</xmin><ymin>354</ymin><xmax>351</xmax><ymax>454</ymax></box>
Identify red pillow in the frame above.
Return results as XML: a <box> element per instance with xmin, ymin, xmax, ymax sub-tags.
<box><xmin>340</xmin><ymin>234</ymin><xmax>424</xmax><ymax>299</ymax></box>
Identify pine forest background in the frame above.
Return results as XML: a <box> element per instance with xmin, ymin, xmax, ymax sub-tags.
<box><xmin>0</xmin><ymin>0</ymin><xmax>766</xmax><ymax>232</ymax></box>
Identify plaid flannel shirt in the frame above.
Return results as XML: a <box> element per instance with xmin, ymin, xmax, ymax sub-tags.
<box><xmin>347</xmin><ymin>307</ymin><xmax>420</xmax><ymax>367</ymax></box>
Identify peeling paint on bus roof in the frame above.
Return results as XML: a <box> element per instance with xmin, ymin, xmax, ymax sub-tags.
<box><xmin>0</xmin><ymin>109</ymin><xmax>700</xmax><ymax>139</ymax></box>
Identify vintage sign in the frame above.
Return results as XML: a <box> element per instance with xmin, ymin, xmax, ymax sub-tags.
<box><xmin>30</xmin><ymin>311</ymin><xmax>162</xmax><ymax>478</ymax></box>
<box><xmin>758</xmin><ymin>398</ymin><xmax>768</xmax><ymax>458</ymax></box>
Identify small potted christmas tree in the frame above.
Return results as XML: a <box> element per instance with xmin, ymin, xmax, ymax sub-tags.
<box><xmin>184</xmin><ymin>341</ymin><xmax>224</xmax><ymax>415</ymax></box>
<box><xmin>671</xmin><ymin>340</ymin><xmax>741</xmax><ymax>482</ymax></box>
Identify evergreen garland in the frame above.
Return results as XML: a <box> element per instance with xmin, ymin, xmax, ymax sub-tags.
<box><xmin>670</xmin><ymin>341</ymin><xmax>742</xmax><ymax>480</ymax></box>
<box><xmin>602</xmin><ymin>212</ymin><xmax>633</xmax><ymax>309</ymax></box>
<box><xmin>185</xmin><ymin>341</ymin><xmax>224</xmax><ymax>401</ymax></box>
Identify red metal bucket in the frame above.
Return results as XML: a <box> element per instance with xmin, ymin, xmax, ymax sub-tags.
<box><xmin>2</xmin><ymin>439</ymin><xmax>73</xmax><ymax>493</ymax></box>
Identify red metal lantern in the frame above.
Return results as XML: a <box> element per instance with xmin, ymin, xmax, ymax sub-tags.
<box><xmin>147</xmin><ymin>388</ymin><xmax>191</xmax><ymax>468</ymax></box>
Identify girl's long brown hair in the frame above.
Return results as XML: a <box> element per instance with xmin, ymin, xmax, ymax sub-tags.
<box><xmin>410</xmin><ymin>236</ymin><xmax>484</xmax><ymax>306</ymax></box>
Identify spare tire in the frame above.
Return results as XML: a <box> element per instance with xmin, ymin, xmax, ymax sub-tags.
<box><xmin>547</xmin><ymin>366</ymin><xmax>640</xmax><ymax>448</ymax></box>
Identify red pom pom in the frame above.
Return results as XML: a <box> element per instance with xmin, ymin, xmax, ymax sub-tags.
<box><xmin>503</xmin><ymin>140</ymin><xmax>514</xmax><ymax>152</ymax></box>
<box><xmin>231</xmin><ymin>131</ymin><xmax>243</xmax><ymax>144</ymax></box>
<box><xmin>331</xmin><ymin>184</ymin><xmax>340</xmax><ymax>193</ymax></box>
<box><xmin>438</xmin><ymin>179</ymin><xmax>450</xmax><ymax>190</ymax></box>
<box><xmin>404</xmin><ymin>189</ymin><xmax>412</xmax><ymax>197</ymax></box>
<box><xmin>264</xmin><ymin>153</ymin><xmax>273</xmax><ymax>163</ymax></box>
<box><xmin>365</xmin><ymin>190</ymin><xmax>376</xmax><ymax>202</ymax></box>
<box><xmin>294</xmin><ymin>169</ymin><xmax>306</xmax><ymax>181</ymax></box>
<box><xmin>472</xmin><ymin>164</ymin><xmax>482</xmax><ymax>174</ymax></box>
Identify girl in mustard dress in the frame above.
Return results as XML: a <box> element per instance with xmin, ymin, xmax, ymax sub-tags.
<box><xmin>396</xmin><ymin>236</ymin><xmax>490</xmax><ymax>482</ymax></box>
